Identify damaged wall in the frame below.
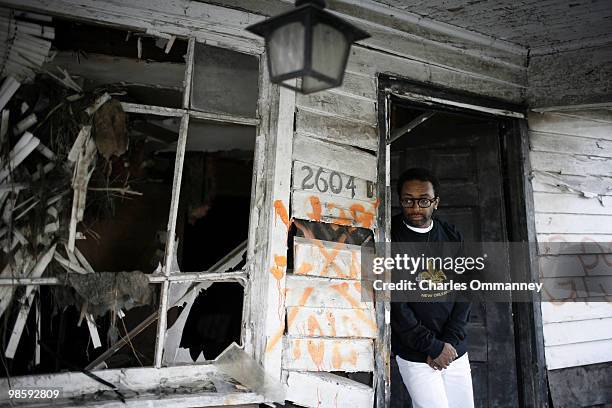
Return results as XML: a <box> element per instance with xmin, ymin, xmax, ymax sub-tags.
<box><xmin>2</xmin><ymin>1</ymin><xmax>609</xmax><ymax>408</ymax></box>
<box><xmin>528</xmin><ymin>109</ymin><xmax>612</xmax><ymax>408</ymax></box>
<box><xmin>0</xmin><ymin>1</ymin><xmax>527</xmax><ymax>408</ymax></box>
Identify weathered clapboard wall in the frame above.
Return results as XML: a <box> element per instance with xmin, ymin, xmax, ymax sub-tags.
<box><xmin>528</xmin><ymin>109</ymin><xmax>612</xmax><ymax>407</ymax></box>
<box><xmin>281</xmin><ymin>236</ymin><xmax>376</xmax><ymax>407</ymax></box>
<box><xmin>1</xmin><ymin>1</ymin><xmax>533</xmax><ymax>407</ymax></box>
<box><xmin>261</xmin><ymin>5</ymin><xmax>528</xmax><ymax>405</ymax></box>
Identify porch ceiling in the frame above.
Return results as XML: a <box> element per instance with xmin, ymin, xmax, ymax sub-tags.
<box><xmin>372</xmin><ymin>0</ymin><xmax>612</xmax><ymax>53</ymax></box>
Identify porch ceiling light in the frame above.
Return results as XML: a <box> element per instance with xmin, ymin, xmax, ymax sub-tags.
<box><xmin>246</xmin><ymin>0</ymin><xmax>370</xmax><ymax>94</ymax></box>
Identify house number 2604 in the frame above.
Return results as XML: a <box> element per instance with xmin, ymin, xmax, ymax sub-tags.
<box><xmin>300</xmin><ymin>165</ymin><xmax>357</xmax><ymax>198</ymax></box>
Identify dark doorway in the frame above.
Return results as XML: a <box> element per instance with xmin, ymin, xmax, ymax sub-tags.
<box><xmin>387</xmin><ymin>103</ymin><xmax>519</xmax><ymax>407</ymax></box>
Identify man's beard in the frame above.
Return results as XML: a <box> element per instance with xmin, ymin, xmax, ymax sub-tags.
<box><xmin>404</xmin><ymin>214</ymin><xmax>430</xmax><ymax>227</ymax></box>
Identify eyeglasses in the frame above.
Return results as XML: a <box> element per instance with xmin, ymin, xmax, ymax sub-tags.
<box><xmin>400</xmin><ymin>197</ymin><xmax>438</xmax><ymax>208</ymax></box>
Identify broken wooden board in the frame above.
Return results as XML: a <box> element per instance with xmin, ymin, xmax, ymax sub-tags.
<box><xmin>46</xmin><ymin>52</ymin><xmax>185</xmax><ymax>90</ymax></box>
<box><xmin>292</xmin><ymin>160</ymin><xmax>376</xmax><ymax>202</ymax></box>
<box><xmin>282</xmin><ymin>337</ymin><xmax>374</xmax><ymax>372</ymax></box>
<box><xmin>0</xmin><ymin>131</ymin><xmax>40</xmax><ymax>183</ymax></box>
<box><xmin>292</xmin><ymin>190</ymin><xmax>379</xmax><ymax>230</ymax></box>
<box><xmin>85</xmin><ymin>312</ymin><xmax>102</xmax><ymax>349</ymax></box>
<box><xmin>68</xmin><ymin>126</ymin><xmax>92</xmax><ymax>162</ymax></box>
<box><xmin>530</xmin><ymin>171</ymin><xmax>612</xmax><ymax>197</ymax></box>
<box><xmin>529</xmin><ymin>151</ymin><xmax>610</xmax><ymax>177</ymax></box>
<box><xmin>293</xmin><ymin>133</ymin><xmax>377</xmax><ymax>183</ymax></box>
<box><xmin>286</xmin><ymin>306</ymin><xmax>377</xmax><ymax>339</ymax></box>
<box><xmin>285</xmin><ymin>275</ymin><xmax>374</xmax><ymax>310</ymax></box>
<box><xmin>0</xmin><ymin>76</ymin><xmax>20</xmax><ymax>112</ymax></box>
<box><xmin>0</xmin><ymin>364</ymin><xmax>267</xmax><ymax>407</ymax></box>
<box><xmin>5</xmin><ymin>290</ymin><xmax>35</xmax><ymax>359</ymax></box>
<box><xmin>293</xmin><ymin>236</ymin><xmax>366</xmax><ymax>280</ymax></box>
<box><xmin>285</xmin><ymin>371</ymin><xmax>374</xmax><ymax>408</ymax></box>
<box><xmin>533</xmin><ymin>192</ymin><xmax>612</xmax><ymax>215</ymax></box>
<box><xmin>530</xmin><ymin>131</ymin><xmax>612</xmax><ymax>159</ymax></box>
<box><xmin>68</xmin><ymin>134</ymin><xmax>97</xmax><ymax>251</ymax></box>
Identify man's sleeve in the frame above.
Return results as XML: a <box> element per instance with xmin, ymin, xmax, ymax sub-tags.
<box><xmin>440</xmin><ymin>302</ymin><xmax>471</xmax><ymax>346</ymax></box>
<box><xmin>391</xmin><ymin>302</ymin><xmax>445</xmax><ymax>358</ymax></box>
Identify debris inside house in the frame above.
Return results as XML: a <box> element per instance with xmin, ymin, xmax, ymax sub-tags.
<box><xmin>0</xmin><ymin>9</ymin><xmax>260</xmax><ymax>404</ymax></box>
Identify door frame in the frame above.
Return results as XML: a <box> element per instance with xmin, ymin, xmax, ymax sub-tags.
<box><xmin>375</xmin><ymin>74</ymin><xmax>549</xmax><ymax>408</ymax></box>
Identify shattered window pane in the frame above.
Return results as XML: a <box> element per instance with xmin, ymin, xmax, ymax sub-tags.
<box><xmin>45</xmin><ymin>18</ymin><xmax>188</xmax><ymax>108</ymax></box>
<box><xmin>191</xmin><ymin>43</ymin><xmax>259</xmax><ymax>118</ymax></box>
<box><xmin>174</xmin><ymin>120</ymin><xmax>255</xmax><ymax>272</ymax></box>
<box><xmin>77</xmin><ymin>113</ymin><xmax>179</xmax><ymax>273</ymax></box>
<box><xmin>165</xmin><ymin>282</ymin><xmax>244</xmax><ymax>365</ymax></box>
<box><xmin>0</xmin><ymin>92</ymin><xmax>176</xmax><ymax>374</ymax></box>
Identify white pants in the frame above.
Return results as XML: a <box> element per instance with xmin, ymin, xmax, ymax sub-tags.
<box><xmin>396</xmin><ymin>353</ymin><xmax>475</xmax><ymax>408</ymax></box>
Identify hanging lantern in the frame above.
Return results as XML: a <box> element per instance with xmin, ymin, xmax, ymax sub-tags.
<box><xmin>246</xmin><ymin>0</ymin><xmax>370</xmax><ymax>94</ymax></box>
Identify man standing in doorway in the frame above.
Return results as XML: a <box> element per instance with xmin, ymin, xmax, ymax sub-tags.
<box><xmin>391</xmin><ymin>168</ymin><xmax>474</xmax><ymax>408</ymax></box>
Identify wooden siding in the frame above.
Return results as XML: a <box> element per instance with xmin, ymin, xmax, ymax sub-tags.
<box><xmin>528</xmin><ymin>110</ymin><xmax>612</xmax><ymax>371</ymax></box>
<box><xmin>285</xmin><ymin>371</ymin><xmax>374</xmax><ymax>408</ymax></box>
<box><xmin>1</xmin><ymin>2</ymin><xmax>533</xmax><ymax>408</ymax></box>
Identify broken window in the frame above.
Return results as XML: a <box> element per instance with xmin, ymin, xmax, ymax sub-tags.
<box><xmin>49</xmin><ymin>19</ymin><xmax>188</xmax><ymax>108</ymax></box>
<box><xmin>1</xmin><ymin>9</ymin><xmax>267</xmax><ymax>403</ymax></box>
<box><xmin>191</xmin><ymin>44</ymin><xmax>259</xmax><ymax>118</ymax></box>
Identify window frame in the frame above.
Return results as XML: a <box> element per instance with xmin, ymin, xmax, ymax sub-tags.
<box><xmin>0</xmin><ymin>24</ymin><xmax>289</xmax><ymax>404</ymax></box>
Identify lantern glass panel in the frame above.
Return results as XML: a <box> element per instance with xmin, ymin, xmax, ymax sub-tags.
<box><xmin>268</xmin><ymin>21</ymin><xmax>305</xmax><ymax>77</ymax></box>
<box><xmin>310</xmin><ymin>22</ymin><xmax>348</xmax><ymax>82</ymax></box>
<box><xmin>302</xmin><ymin>75</ymin><xmax>334</xmax><ymax>94</ymax></box>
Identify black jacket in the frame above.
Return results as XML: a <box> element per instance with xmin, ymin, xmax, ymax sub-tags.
<box><xmin>390</xmin><ymin>213</ymin><xmax>471</xmax><ymax>362</ymax></box>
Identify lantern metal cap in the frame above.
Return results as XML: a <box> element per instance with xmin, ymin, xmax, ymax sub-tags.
<box><xmin>245</xmin><ymin>0</ymin><xmax>370</xmax><ymax>94</ymax></box>
<box><xmin>246</xmin><ymin>1</ymin><xmax>370</xmax><ymax>43</ymax></box>
<box><xmin>295</xmin><ymin>0</ymin><xmax>325</xmax><ymax>7</ymax></box>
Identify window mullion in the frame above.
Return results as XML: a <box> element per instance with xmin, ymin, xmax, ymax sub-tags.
<box><xmin>154</xmin><ymin>112</ymin><xmax>190</xmax><ymax>368</ymax></box>
<box><xmin>183</xmin><ymin>37</ymin><xmax>195</xmax><ymax>110</ymax></box>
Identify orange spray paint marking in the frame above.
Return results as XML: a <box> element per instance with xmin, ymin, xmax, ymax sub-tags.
<box><xmin>331</xmin><ymin>343</ymin><xmax>358</xmax><ymax>369</ymax></box>
<box><xmin>349</xmin><ymin>250</ymin><xmax>360</xmax><ymax>279</ymax></box>
<box><xmin>295</xmin><ymin>262</ymin><xmax>313</xmax><ymax>276</ymax></box>
<box><xmin>307</xmin><ymin>339</ymin><xmax>325</xmax><ymax>370</ymax></box>
<box><xmin>270</xmin><ymin>255</ymin><xmax>287</xmax><ymax>321</ymax></box>
<box><xmin>270</xmin><ymin>255</ymin><xmax>286</xmax><ymax>280</ymax></box>
<box><xmin>326</xmin><ymin>311</ymin><xmax>337</xmax><ymax>337</ymax></box>
<box><xmin>326</xmin><ymin>203</ymin><xmax>352</xmax><ymax>226</ymax></box>
<box><xmin>331</xmin><ymin>282</ymin><xmax>377</xmax><ymax>331</ymax></box>
<box><xmin>273</xmin><ymin>199</ymin><xmax>291</xmax><ymax>230</ymax></box>
<box><xmin>307</xmin><ymin>196</ymin><xmax>322</xmax><ymax>221</ymax></box>
<box><xmin>371</xmin><ymin>198</ymin><xmax>381</xmax><ymax>209</ymax></box>
<box><xmin>349</xmin><ymin>204</ymin><xmax>375</xmax><ymax>229</ymax></box>
<box><xmin>342</xmin><ymin>315</ymin><xmax>362</xmax><ymax>337</ymax></box>
<box><xmin>287</xmin><ymin>288</ymin><xmax>314</xmax><ymax>328</ymax></box>
<box><xmin>307</xmin><ymin>314</ymin><xmax>324</xmax><ymax>337</ymax></box>
<box><xmin>293</xmin><ymin>339</ymin><xmax>302</xmax><ymax>360</ymax></box>
<box><xmin>266</xmin><ymin>287</ymin><xmax>314</xmax><ymax>353</ymax></box>
<box><xmin>314</xmin><ymin>237</ymin><xmax>349</xmax><ymax>278</ymax></box>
